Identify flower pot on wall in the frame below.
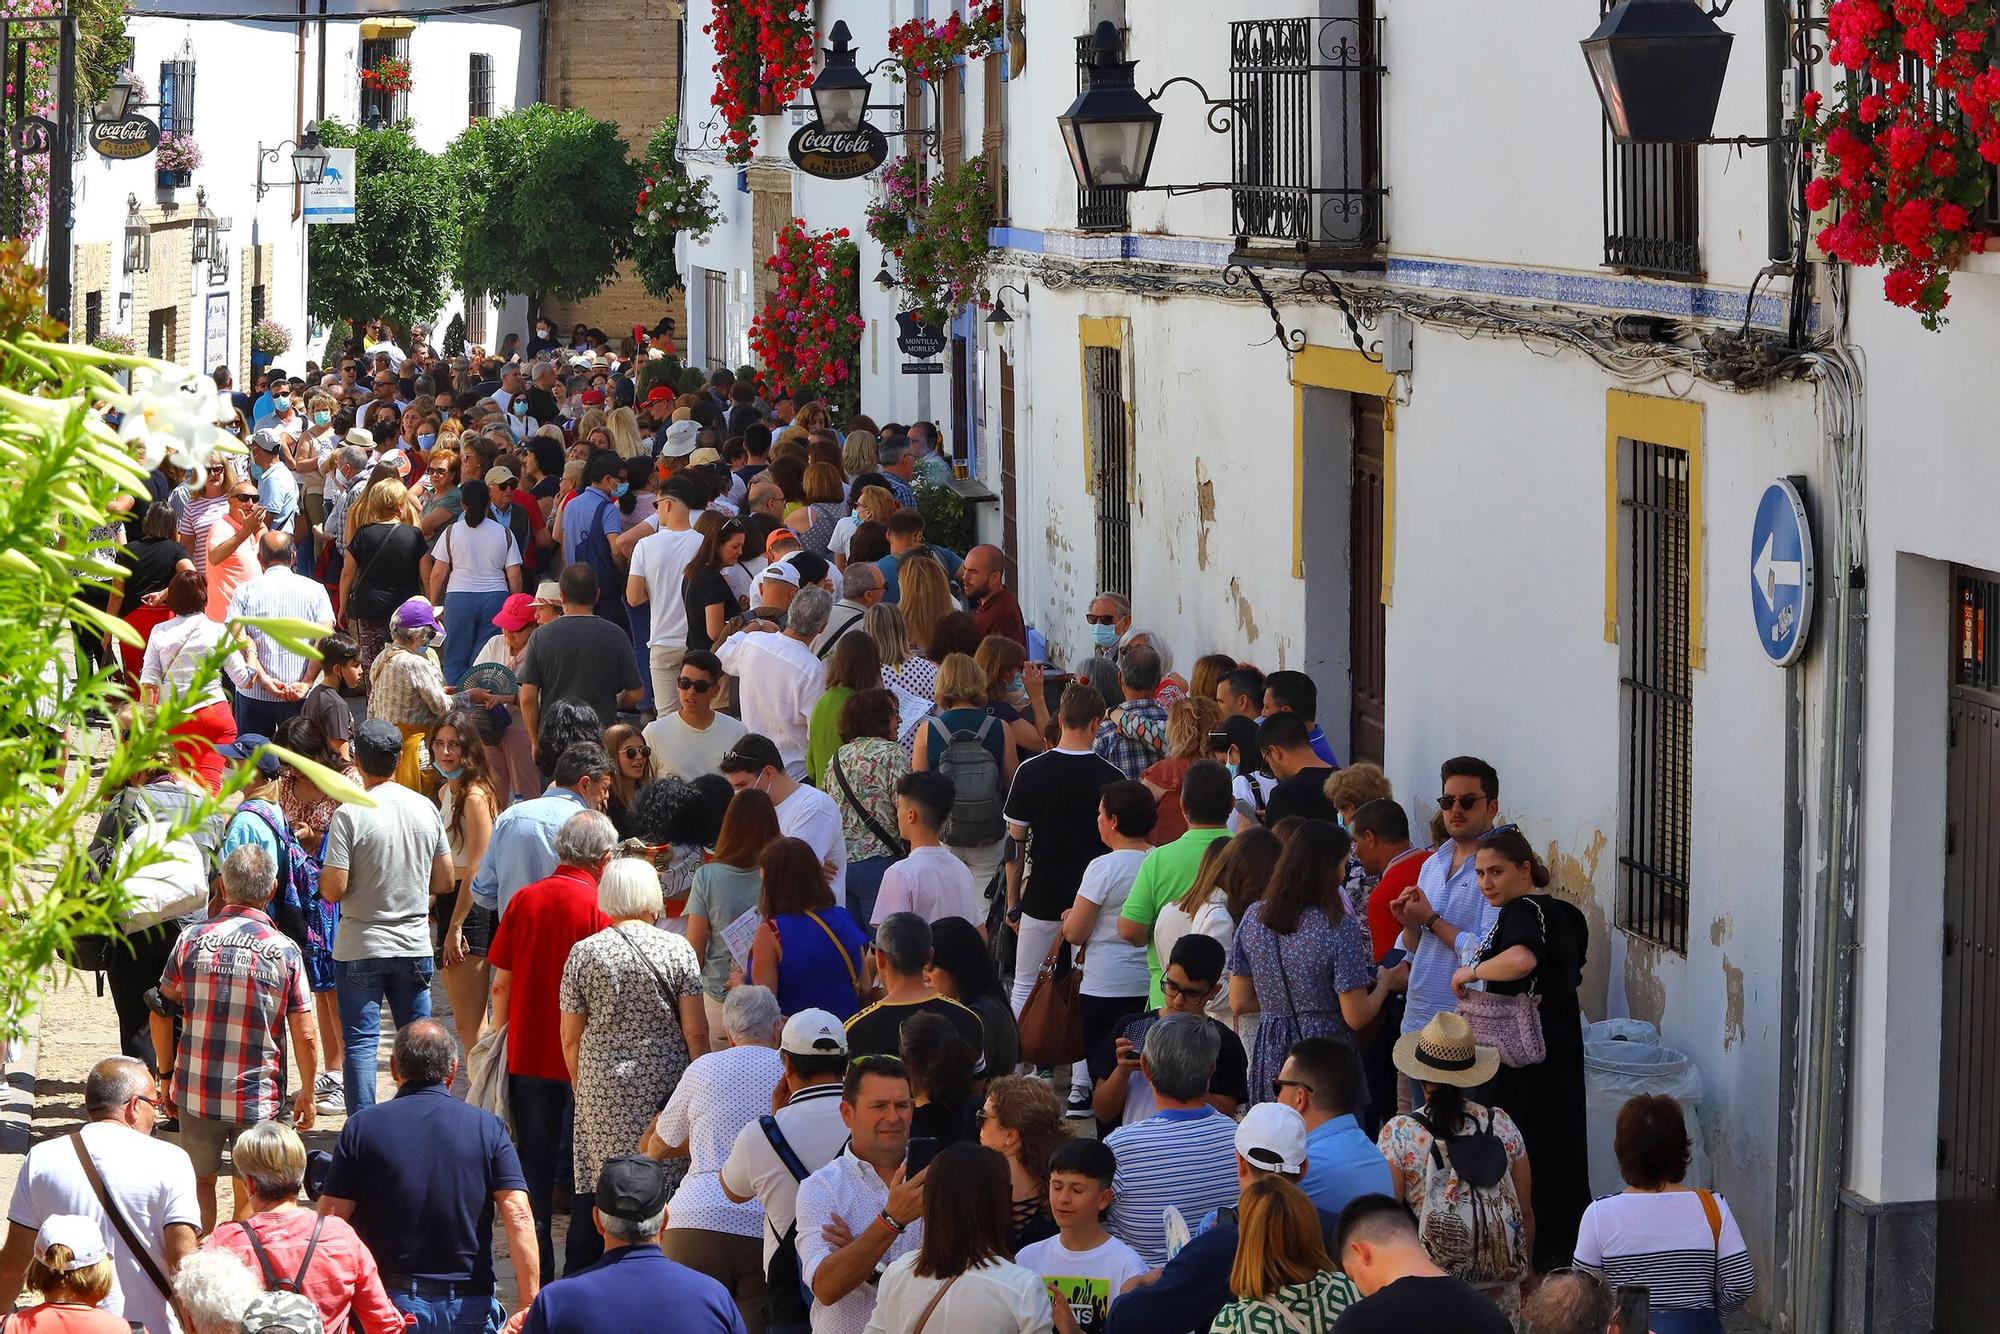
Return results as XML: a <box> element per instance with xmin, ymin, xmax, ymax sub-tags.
<box><xmin>156</xmin><ymin>169</ymin><xmax>190</xmax><ymax>192</ymax></box>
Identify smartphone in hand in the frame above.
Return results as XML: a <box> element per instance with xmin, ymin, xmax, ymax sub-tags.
<box><xmin>905</xmin><ymin>1135</ymin><xmax>942</xmax><ymax>1176</ymax></box>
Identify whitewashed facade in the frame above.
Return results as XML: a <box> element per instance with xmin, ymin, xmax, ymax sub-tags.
<box><xmin>681</xmin><ymin>0</ymin><xmax>2000</xmax><ymax>1328</ymax></box>
<box><xmin>57</xmin><ymin>0</ymin><xmax>540</xmax><ymax>375</ymax></box>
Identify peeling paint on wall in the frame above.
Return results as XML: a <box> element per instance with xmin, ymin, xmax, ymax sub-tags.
<box><xmin>1626</xmin><ymin>937</ymin><xmax>1667</xmax><ymax>1029</ymax></box>
<box><xmin>1229</xmin><ymin>576</ymin><xmax>1260</xmax><ymax>643</ymax></box>
<box><xmin>1546</xmin><ymin>830</ymin><xmax>1611</xmax><ymax>1019</ymax></box>
<box><xmin>1720</xmin><ymin>953</ymin><xmax>1746</xmax><ymax>1050</ymax></box>
<box><xmin>1709</xmin><ymin>915</ymin><xmax>1730</xmax><ymax>948</ymax></box>
<box><xmin>1196</xmin><ymin>461</ymin><xmax>1216</xmax><ymax>571</ymax></box>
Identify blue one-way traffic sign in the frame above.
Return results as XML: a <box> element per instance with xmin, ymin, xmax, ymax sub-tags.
<box><xmin>1750</xmin><ymin>478</ymin><xmax>1815</xmax><ymax>667</ymax></box>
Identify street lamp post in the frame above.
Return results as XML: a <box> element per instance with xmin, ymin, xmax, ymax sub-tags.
<box><xmin>254</xmin><ymin>124</ymin><xmax>329</xmax><ymax>200</ymax></box>
<box><xmin>1057</xmin><ymin>22</ymin><xmax>1165</xmax><ymax>191</ymax></box>
<box><xmin>809</xmin><ymin>23</ymin><xmax>874</xmax><ymax>135</ymax></box>
<box><xmin>189</xmin><ymin>186</ymin><xmax>216</xmax><ymax>264</ymax></box>
<box><xmin>1581</xmin><ymin>0</ymin><xmax>1736</xmax><ymax>144</ymax></box>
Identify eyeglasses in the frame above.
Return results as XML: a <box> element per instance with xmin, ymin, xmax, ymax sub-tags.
<box><xmin>677</xmin><ymin>677</ymin><xmax>716</xmax><ymax>693</ymax></box>
<box><xmin>621</xmin><ymin>745</ymin><xmax>651</xmax><ymax>761</ymax></box>
<box><xmin>1085</xmin><ymin>613</ymin><xmax>1118</xmax><ymax>625</ymax></box>
<box><xmin>1271</xmin><ymin>1077</ymin><xmax>1314</xmax><ymax>1098</ymax></box>
<box><xmin>1161</xmin><ymin>976</ymin><xmax>1210</xmax><ymax>1001</ymax></box>
<box><xmin>433</xmin><ymin>737</ymin><xmax>463</xmax><ymax>752</ymax></box>
<box><xmin>1477</xmin><ymin>823</ymin><xmax>1520</xmax><ymax>842</ymax></box>
<box><xmin>1436</xmin><ymin>793</ymin><xmax>1487</xmax><ymax>812</ymax></box>
<box><xmin>428</xmin><ymin>466</ymin><xmax>451</xmax><ymax>476</ymax></box>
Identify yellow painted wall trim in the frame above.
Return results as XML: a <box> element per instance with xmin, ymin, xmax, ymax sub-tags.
<box><xmin>360</xmin><ymin>18</ymin><xmax>418</xmax><ymax>39</ymax></box>
<box><xmin>1603</xmin><ymin>389</ymin><xmax>1705</xmax><ymax>669</ymax></box>
<box><xmin>1078</xmin><ymin>317</ymin><xmax>1128</xmax><ymax>498</ymax></box>
<box><xmin>1291</xmin><ymin>344</ymin><xmax>1396</xmax><ymax>588</ymax></box>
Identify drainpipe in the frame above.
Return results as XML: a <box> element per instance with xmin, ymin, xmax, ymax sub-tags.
<box><xmin>1766</xmin><ymin>0</ymin><xmax>1791</xmax><ymax>261</ymax></box>
<box><xmin>316</xmin><ymin>0</ymin><xmax>327</xmax><ymax>123</ymax></box>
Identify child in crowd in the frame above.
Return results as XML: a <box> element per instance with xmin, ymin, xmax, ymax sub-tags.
<box><xmin>1016</xmin><ymin>1139</ymin><xmax>1149</xmax><ymax>1334</ymax></box>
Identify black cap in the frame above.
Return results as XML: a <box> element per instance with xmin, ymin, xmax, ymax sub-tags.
<box><xmin>594</xmin><ymin>1154</ymin><xmax>670</xmax><ymax>1220</ymax></box>
<box><xmin>785</xmin><ymin>551</ymin><xmax>831</xmax><ymax>588</ymax></box>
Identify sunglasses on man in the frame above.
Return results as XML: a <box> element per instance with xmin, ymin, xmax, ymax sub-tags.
<box><xmin>1437</xmin><ymin>793</ymin><xmax>1488</xmax><ymax>812</ymax></box>
<box><xmin>677</xmin><ymin>676</ymin><xmax>716</xmax><ymax>693</ymax></box>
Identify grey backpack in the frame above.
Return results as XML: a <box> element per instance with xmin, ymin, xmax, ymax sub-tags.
<box><xmin>938</xmin><ymin>715</ymin><xmax>1004</xmax><ymax>847</ymax></box>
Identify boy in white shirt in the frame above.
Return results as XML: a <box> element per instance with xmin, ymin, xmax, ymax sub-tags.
<box><xmin>872</xmin><ymin>771</ymin><xmax>982</xmax><ymax>930</ymax></box>
<box><xmin>1015</xmin><ymin>1138</ymin><xmax>1148</xmax><ymax>1333</ymax></box>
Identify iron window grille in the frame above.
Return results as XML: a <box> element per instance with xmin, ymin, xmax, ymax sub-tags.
<box><xmin>469</xmin><ymin>53</ymin><xmax>494</xmax><ymax>122</ymax></box>
<box><xmin>464</xmin><ymin>296</ymin><xmax>486</xmax><ymax>348</ymax></box>
<box><xmin>1599</xmin><ymin>3</ymin><xmax>1700</xmax><ymax>277</ymax></box>
<box><xmin>1086</xmin><ymin>344</ymin><xmax>1132</xmax><ymax>600</ymax></box>
<box><xmin>82</xmin><ymin>291</ymin><xmax>100</xmax><ymax>345</ymax></box>
<box><xmin>1075</xmin><ymin>31</ymin><xmax>1130</xmax><ymax>232</ymax></box>
<box><xmin>1229</xmin><ymin>11</ymin><xmax>1387</xmax><ymax>261</ymax></box>
<box><xmin>1955</xmin><ymin>571</ymin><xmax>2000</xmax><ymax>691</ymax></box>
<box><xmin>159</xmin><ymin>59</ymin><xmax>195</xmax><ymax>135</ymax></box>
<box><xmin>360</xmin><ymin>36</ymin><xmax>409</xmax><ymax>126</ymax></box>
<box><xmin>1619</xmin><ymin>439</ymin><xmax>1694</xmax><ymax>953</ymax></box>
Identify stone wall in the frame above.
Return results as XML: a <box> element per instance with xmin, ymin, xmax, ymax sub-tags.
<box><xmin>540</xmin><ymin>0</ymin><xmax>687</xmax><ymax>346</ymax></box>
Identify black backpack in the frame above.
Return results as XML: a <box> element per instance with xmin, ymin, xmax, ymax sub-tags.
<box><xmin>760</xmin><ymin>1114</ymin><xmax>815</xmax><ymax>1324</ymax></box>
<box><xmin>237</xmin><ymin>1212</ymin><xmax>327</xmax><ymax>1295</ymax></box>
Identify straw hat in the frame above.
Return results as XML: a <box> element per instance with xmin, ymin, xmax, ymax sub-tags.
<box><xmin>1392</xmin><ymin>1011</ymin><xmax>1499</xmax><ymax>1088</ymax></box>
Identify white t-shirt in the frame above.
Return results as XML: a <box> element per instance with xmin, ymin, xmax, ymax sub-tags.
<box><xmin>644</xmin><ymin>709</ymin><xmax>748</xmax><ymax>782</ymax></box>
<box><xmin>1075</xmin><ymin>849</ymin><xmax>1152</xmax><ymax>999</ymax></box>
<box><xmin>430</xmin><ymin>516</ymin><xmax>521</xmax><ymax>594</ymax></box>
<box><xmin>872</xmin><ymin>844</ymin><xmax>980</xmax><ymax>927</ymax></box>
<box><xmin>1016</xmin><ymin>1233</ymin><xmax>1149</xmax><ymax>1333</ymax></box>
<box><xmin>631</xmin><ymin>525</ymin><xmax>707</xmax><ymax>648</ymax></box>
<box><xmin>828</xmin><ymin>513</ymin><xmax>862</xmax><ymax>561</ymax></box>
<box><xmin>720</xmin><ymin>1083</ymin><xmax>849</xmax><ymax>1268</ymax></box>
<box><xmin>7</xmin><ymin>1120</ymin><xmax>200</xmax><ymax>1334</ymax></box>
<box><xmin>863</xmin><ymin>1255</ymin><xmax>1053</xmax><ymax>1334</ymax></box>
<box><xmin>778</xmin><ymin>783</ymin><xmax>848</xmax><ymax>907</ymax></box>
<box><xmin>653</xmin><ymin>1044</ymin><xmax>785</xmax><ymax>1239</ymax></box>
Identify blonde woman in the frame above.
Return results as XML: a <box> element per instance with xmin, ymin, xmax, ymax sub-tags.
<box><xmin>897</xmin><ymin>553</ymin><xmax>953</xmax><ymax>658</ymax></box>
<box><xmin>912</xmin><ymin>653</ymin><xmax>1018</xmax><ymax>896</ymax></box>
<box><xmin>828</xmin><ymin>481</ymin><xmax>896</xmax><ymax>568</ymax></box>
<box><xmin>840</xmin><ymin>428</ymin><xmax>878</xmax><ymax>481</ymax></box>
<box><xmin>339</xmin><ymin>479</ymin><xmax>429</xmax><ymax>670</ymax></box>
<box><xmin>574</xmin><ymin>408</ymin><xmax>608</xmax><ymax>446</ymax></box>
<box><xmin>1209</xmin><ymin>1173</ymin><xmax>1358</xmax><ymax>1332</ymax></box>
<box><xmin>1141</xmin><ymin>696</ymin><xmax>1228</xmax><ymax>845</ymax></box>
<box><xmin>10</xmin><ymin>1215</ymin><xmax>128</xmax><ymax>1333</ymax></box>
<box><xmin>606</xmin><ymin>405</ymin><xmax>645</xmax><ymax>459</ymax></box>
<box><xmin>866</xmin><ymin>601</ymin><xmax>937</xmax><ymax>703</ymax></box>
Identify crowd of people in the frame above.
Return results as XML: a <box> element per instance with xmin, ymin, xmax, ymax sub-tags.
<box><xmin>4</xmin><ymin>324</ymin><xmax>1757</xmax><ymax>1334</ymax></box>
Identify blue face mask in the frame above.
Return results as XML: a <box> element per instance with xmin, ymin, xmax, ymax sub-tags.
<box><xmin>311</xmin><ymin>410</ymin><xmax>332</xmax><ymax>427</ymax></box>
<box><xmin>1090</xmin><ymin>622</ymin><xmax>1118</xmax><ymax>647</ymax></box>
<box><xmin>248</xmin><ymin>462</ymin><xmax>265</xmax><ymax>482</ymax></box>
<box><xmin>418</xmin><ymin>433</ymin><xmax>436</xmax><ymax>450</ymax></box>
<box><xmin>1225</xmin><ymin>761</ymin><xmax>1239</xmax><ymax>777</ymax></box>
<box><xmin>614</xmin><ymin>482</ymin><xmax>630</xmax><ymax>497</ymax></box>
<box><xmin>435</xmin><ymin>764</ymin><xmax>464</xmax><ymax>781</ymax></box>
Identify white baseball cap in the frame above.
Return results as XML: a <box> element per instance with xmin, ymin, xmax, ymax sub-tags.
<box><xmin>759</xmin><ymin>562</ymin><xmax>801</xmax><ymax>589</ymax></box>
<box><xmin>1235</xmin><ymin>1102</ymin><xmax>1309</xmax><ymax>1176</ymax></box>
<box><xmin>781</xmin><ymin>1008</ymin><xmax>849</xmax><ymax>1057</ymax></box>
<box><xmin>35</xmin><ymin>1215</ymin><xmax>107</xmax><ymax>1271</ymax></box>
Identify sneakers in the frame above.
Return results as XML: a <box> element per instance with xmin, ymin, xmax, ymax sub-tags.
<box><xmin>314</xmin><ymin>1071</ymin><xmax>345</xmax><ymax>1116</ymax></box>
<box><xmin>1065</xmin><ymin>1089</ymin><xmax>1093</xmax><ymax>1120</ymax></box>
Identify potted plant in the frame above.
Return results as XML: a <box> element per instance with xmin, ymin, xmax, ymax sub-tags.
<box><xmin>249</xmin><ymin>317</ymin><xmax>290</xmax><ymax>368</ymax></box>
<box><xmin>155</xmin><ymin>131</ymin><xmax>200</xmax><ymax>190</ymax></box>
<box><xmin>360</xmin><ymin>56</ymin><xmax>413</xmax><ymax>97</ymax></box>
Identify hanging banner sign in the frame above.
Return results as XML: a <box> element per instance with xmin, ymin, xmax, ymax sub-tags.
<box><xmin>304</xmin><ymin>147</ymin><xmax>356</xmax><ymax>225</ymax></box>
<box><xmin>89</xmin><ymin>114</ymin><xmax>160</xmax><ymax>160</ymax></box>
<box><xmin>895</xmin><ymin>312</ymin><xmax>947</xmax><ymax>359</ymax></box>
<box><xmin>788</xmin><ymin>122</ymin><xmax>889</xmax><ymax>180</ymax></box>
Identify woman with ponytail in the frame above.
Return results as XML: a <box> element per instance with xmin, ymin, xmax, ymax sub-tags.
<box><xmin>1451</xmin><ymin>824</ymin><xmax>1592</xmax><ymax>1273</ymax></box>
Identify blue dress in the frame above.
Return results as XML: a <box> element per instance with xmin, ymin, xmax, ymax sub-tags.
<box><xmin>773</xmin><ymin>907</ymin><xmax>869</xmax><ymax>1019</ymax></box>
<box><xmin>1229</xmin><ymin>901</ymin><xmax>1373</xmax><ymax>1106</ymax></box>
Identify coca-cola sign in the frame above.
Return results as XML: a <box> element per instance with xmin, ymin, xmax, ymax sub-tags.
<box><xmin>89</xmin><ymin>114</ymin><xmax>161</xmax><ymax>160</ymax></box>
<box><xmin>787</xmin><ymin>122</ymin><xmax>889</xmax><ymax>181</ymax></box>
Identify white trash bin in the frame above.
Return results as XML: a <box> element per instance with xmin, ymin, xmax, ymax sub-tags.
<box><xmin>1584</xmin><ymin>1037</ymin><xmax>1710</xmax><ymax>1196</ymax></box>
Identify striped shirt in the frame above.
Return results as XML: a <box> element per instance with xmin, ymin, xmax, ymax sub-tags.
<box><xmin>178</xmin><ymin>491</ymin><xmax>230</xmax><ymax>577</ymax></box>
<box><xmin>1104</xmin><ymin>1106</ymin><xmax>1240</xmax><ymax>1267</ymax></box>
<box><xmin>1573</xmin><ymin>1190</ymin><xmax>1756</xmax><ymax>1314</ymax></box>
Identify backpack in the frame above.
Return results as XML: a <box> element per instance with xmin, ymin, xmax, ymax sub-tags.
<box><xmin>1409</xmin><ymin>1108</ymin><xmax>1528</xmax><ymax>1287</ymax></box>
<box><xmin>236</xmin><ymin>801</ymin><xmax>325</xmax><ymax>961</ymax></box>
<box><xmin>759</xmin><ymin>1114</ymin><xmax>815</xmax><ymax>1324</ymax></box>
<box><xmin>936</xmin><ymin>715</ymin><xmax>1004</xmax><ymax>847</ymax></box>
<box><xmin>237</xmin><ymin>1211</ymin><xmax>327</xmax><ymax>1296</ymax></box>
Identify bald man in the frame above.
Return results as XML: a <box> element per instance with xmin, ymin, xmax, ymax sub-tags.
<box><xmin>961</xmin><ymin>544</ymin><xmax>1025</xmax><ymax>647</ymax></box>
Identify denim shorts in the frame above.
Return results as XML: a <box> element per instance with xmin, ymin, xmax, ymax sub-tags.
<box><xmin>430</xmin><ymin>897</ymin><xmax>496</xmax><ymax>959</ymax></box>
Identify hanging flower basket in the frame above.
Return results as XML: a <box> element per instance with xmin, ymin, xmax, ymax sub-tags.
<box><xmin>866</xmin><ymin>154</ymin><xmax>996</xmax><ymax>326</ymax></box>
<box><xmin>155</xmin><ymin>131</ymin><xmax>199</xmax><ymax>188</ymax></box>
<box><xmin>749</xmin><ymin>219</ymin><xmax>864</xmax><ymax>420</ymax></box>
<box><xmin>1802</xmin><ymin>0</ymin><xmax>2000</xmax><ymax>328</ymax></box>
<box><xmin>250</xmin><ymin>318</ymin><xmax>291</xmax><ymax>358</ymax></box>
<box><xmin>360</xmin><ymin>57</ymin><xmax>413</xmax><ymax>96</ymax></box>
<box><xmin>886</xmin><ymin>5</ymin><xmax>1004</xmax><ymax>83</ymax></box>
<box><xmin>704</xmin><ymin>0</ymin><xmax>814</xmax><ymax>163</ymax></box>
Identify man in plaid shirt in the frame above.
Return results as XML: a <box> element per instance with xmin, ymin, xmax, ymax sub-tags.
<box><xmin>153</xmin><ymin>843</ymin><xmax>318</xmax><ymax>1234</ymax></box>
<box><xmin>1094</xmin><ymin>644</ymin><xmax>1170</xmax><ymax>780</ymax></box>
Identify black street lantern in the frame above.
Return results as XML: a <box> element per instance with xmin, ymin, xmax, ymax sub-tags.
<box><xmin>1582</xmin><ymin>0</ymin><xmax>1735</xmax><ymax>144</ymax></box>
<box><xmin>190</xmin><ymin>186</ymin><xmax>217</xmax><ymax>264</ymax></box>
<box><xmin>1058</xmin><ymin>21</ymin><xmax>1161</xmax><ymax>191</ymax></box>
<box><xmin>122</xmin><ymin>194</ymin><xmax>150</xmax><ymax>274</ymax></box>
<box><xmin>96</xmin><ymin>76</ymin><xmax>134</xmax><ymax>122</ymax></box>
<box><xmin>874</xmin><ymin>261</ymin><xmax>896</xmax><ymax>291</ymax></box>
<box><xmin>810</xmin><ymin>21</ymin><xmax>874</xmax><ymax>135</ymax></box>
<box><xmin>290</xmin><ymin>125</ymin><xmax>329</xmax><ymax>184</ymax></box>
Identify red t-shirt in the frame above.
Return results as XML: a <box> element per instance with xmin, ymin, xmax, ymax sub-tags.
<box><xmin>1367</xmin><ymin>846</ymin><xmax>1429</xmax><ymax>959</ymax></box>
<box><xmin>486</xmin><ymin>865</ymin><xmax>609</xmax><ymax>1080</ymax></box>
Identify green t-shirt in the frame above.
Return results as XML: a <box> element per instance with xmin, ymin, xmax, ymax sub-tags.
<box><xmin>806</xmin><ymin>686</ymin><xmax>855</xmax><ymax>794</ymax></box>
<box><xmin>1119</xmin><ymin>825</ymin><xmax>1233</xmax><ymax>1005</ymax></box>
<box><xmin>685</xmin><ymin>861</ymin><xmax>763</xmax><ymax>999</ymax></box>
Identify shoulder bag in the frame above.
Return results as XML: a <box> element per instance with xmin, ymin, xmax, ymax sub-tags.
<box><xmin>1018</xmin><ymin>937</ymin><xmax>1085</xmax><ymax>1066</ymax></box>
<box><xmin>760</xmin><ymin>1114</ymin><xmax>816</xmax><ymax>1324</ymax></box>
<box><xmin>1455</xmin><ymin>898</ymin><xmax>1548</xmax><ymax>1068</ymax></box>
<box><xmin>803</xmin><ymin>910</ymin><xmax>865</xmax><ymax>1001</ymax></box>
<box><xmin>831</xmin><ymin>749</ymin><xmax>907</xmax><ymax>856</ymax></box>
<box><xmin>68</xmin><ymin>1130</ymin><xmax>179</xmax><ymax>1310</ymax></box>
<box><xmin>911</xmin><ymin>1273</ymin><xmax>962</xmax><ymax>1334</ymax></box>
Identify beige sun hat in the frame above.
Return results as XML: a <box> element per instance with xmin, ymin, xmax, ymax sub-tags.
<box><xmin>1392</xmin><ymin>1011</ymin><xmax>1500</xmax><ymax>1089</ymax></box>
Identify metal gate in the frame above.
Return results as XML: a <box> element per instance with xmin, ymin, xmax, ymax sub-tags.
<box><xmin>999</xmin><ymin>356</ymin><xmax>1019</xmax><ymax>587</ymax></box>
<box><xmin>1348</xmin><ymin>396</ymin><xmax>1386</xmax><ymax>764</ymax></box>
<box><xmin>1087</xmin><ymin>344</ymin><xmax>1131</xmax><ymax>599</ymax></box>
<box><xmin>1940</xmin><ymin>568</ymin><xmax>2000</xmax><ymax>1327</ymax></box>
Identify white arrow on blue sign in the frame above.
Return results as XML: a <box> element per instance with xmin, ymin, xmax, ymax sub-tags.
<box><xmin>1750</xmin><ymin>478</ymin><xmax>1815</xmax><ymax>667</ymax></box>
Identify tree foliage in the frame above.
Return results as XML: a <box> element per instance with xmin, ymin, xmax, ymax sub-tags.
<box><xmin>446</xmin><ymin>104</ymin><xmax>640</xmax><ymax>308</ymax></box>
<box><xmin>72</xmin><ymin>0</ymin><xmax>132</xmax><ymax>109</ymax></box>
<box><xmin>306</xmin><ymin>121</ymin><xmax>459</xmax><ymax>336</ymax></box>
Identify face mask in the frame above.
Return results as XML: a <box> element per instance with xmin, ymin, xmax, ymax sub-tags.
<box><xmin>311</xmin><ymin>410</ymin><xmax>331</xmax><ymax>427</ymax></box>
<box><xmin>614</xmin><ymin>482</ymin><xmax>630</xmax><ymax>497</ymax></box>
<box><xmin>512</xmin><ymin>400</ymin><xmax>528</xmax><ymax>415</ymax></box>
<box><xmin>418</xmin><ymin>433</ymin><xmax>436</xmax><ymax>450</ymax></box>
<box><xmin>1090</xmin><ymin>622</ymin><xmax>1118</xmax><ymax>647</ymax></box>
<box><xmin>435</xmin><ymin>764</ymin><xmax>464</xmax><ymax>781</ymax></box>
<box><xmin>248</xmin><ymin>463</ymin><xmax>264</xmax><ymax>482</ymax></box>
<box><xmin>1225</xmin><ymin>762</ymin><xmax>1240</xmax><ymax>777</ymax></box>
<box><xmin>272</xmin><ymin>398</ymin><xmax>291</xmax><ymax>414</ymax></box>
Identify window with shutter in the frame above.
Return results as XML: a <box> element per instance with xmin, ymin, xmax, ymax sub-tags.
<box><xmin>982</xmin><ymin>55</ymin><xmax>1006</xmax><ymax>222</ymax></box>
<box><xmin>158</xmin><ymin>59</ymin><xmax>196</xmax><ymax>135</ymax></box>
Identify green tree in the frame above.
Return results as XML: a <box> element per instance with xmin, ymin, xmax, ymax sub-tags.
<box><xmin>446</xmin><ymin>104</ymin><xmax>640</xmax><ymax>309</ymax></box>
<box><xmin>306</xmin><ymin>121</ymin><xmax>459</xmax><ymax>336</ymax></box>
<box><xmin>72</xmin><ymin>0</ymin><xmax>133</xmax><ymax>110</ymax></box>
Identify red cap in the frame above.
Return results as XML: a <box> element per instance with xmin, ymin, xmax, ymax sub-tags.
<box><xmin>645</xmin><ymin>386</ymin><xmax>674</xmax><ymax>404</ymax></box>
<box><xmin>580</xmin><ymin>388</ymin><xmax>606</xmax><ymax>405</ymax></box>
<box><xmin>491</xmin><ymin>593</ymin><xmax>538</xmax><ymax>632</ymax></box>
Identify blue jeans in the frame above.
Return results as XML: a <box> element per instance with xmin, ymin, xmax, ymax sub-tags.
<box><xmin>233</xmin><ymin>693</ymin><xmax>302</xmax><ymax>738</ymax></box>
<box><xmin>335</xmin><ymin>955</ymin><xmax>435</xmax><ymax>1113</ymax></box>
<box><xmin>442</xmin><ymin>589</ymin><xmax>511</xmax><ymax>686</ymax></box>
<box><xmin>389</xmin><ymin>1288</ymin><xmax>504</xmax><ymax>1334</ymax></box>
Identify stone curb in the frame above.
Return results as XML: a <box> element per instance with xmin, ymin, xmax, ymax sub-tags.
<box><xmin>0</xmin><ymin>1000</ymin><xmax>43</xmax><ymax>1158</ymax></box>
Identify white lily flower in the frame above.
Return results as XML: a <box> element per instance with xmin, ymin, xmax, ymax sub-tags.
<box><xmin>117</xmin><ymin>378</ymin><xmax>236</xmax><ymax>473</ymax></box>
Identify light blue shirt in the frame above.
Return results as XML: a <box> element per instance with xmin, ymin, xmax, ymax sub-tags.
<box><xmin>469</xmin><ymin>786</ymin><xmax>587</xmax><ymax>915</ymax></box>
<box><xmin>1402</xmin><ymin>842</ymin><xmax>1495</xmax><ymax>1036</ymax></box>
<box><xmin>1299</xmin><ymin>1114</ymin><xmax>1394</xmax><ymax>1215</ymax></box>
<box><xmin>561</xmin><ymin>486</ymin><xmax>623</xmax><ymax>567</ymax></box>
<box><xmin>225</xmin><ymin>566</ymin><xmax>335</xmax><ymax>701</ymax></box>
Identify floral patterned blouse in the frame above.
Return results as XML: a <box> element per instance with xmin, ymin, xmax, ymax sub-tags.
<box><xmin>279</xmin><ymin>764</ymin><xmax>359</xmax><ymax>856</ymax></box>
<box><xmin>1377</xmin><ymin>1100</ymin><xmax>1529</xmax><ymax>1315</ymax></box>
<box><xmin>825</xmin><ymin>736</ymin><xmax>909</xmax><ymax>862</ymax></box>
